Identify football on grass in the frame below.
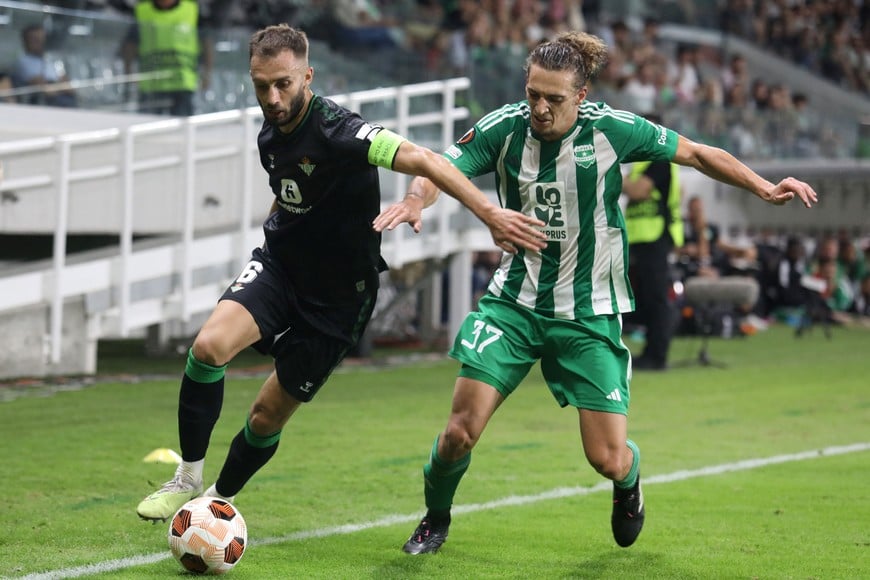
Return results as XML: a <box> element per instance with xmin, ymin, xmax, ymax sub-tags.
<box><xmin>168</xmin><ymin>497</ymin><xmax>247</xmax><ymax>575</ymax></box>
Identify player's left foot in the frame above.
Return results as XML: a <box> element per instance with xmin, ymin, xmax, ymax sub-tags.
<box><xmin>402</xmin><ymin>516</ymin><xmax>450</xmax><ymax>554</ymax></box>
<box><xmin>611</xmin><ymin>474</ymin><xmax>645</xmax><ymax>547</ymax></box>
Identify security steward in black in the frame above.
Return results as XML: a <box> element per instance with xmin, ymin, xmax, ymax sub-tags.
<box><xmin>623</xmin><ymin>116</ymin><xmax>684</xmax><ymax>370</ymax></box>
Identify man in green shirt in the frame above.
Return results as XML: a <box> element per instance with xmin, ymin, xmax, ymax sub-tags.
<box><xmin>374</xmin><ymin>31</ymin><xmax>817</xmax><ymax>553</ymax></box>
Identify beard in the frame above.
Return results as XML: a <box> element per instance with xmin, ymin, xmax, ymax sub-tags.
<box><xmin>263</xmin><ymin>86</ymin><xmax>307</xmax><ymax>129</ymax></box>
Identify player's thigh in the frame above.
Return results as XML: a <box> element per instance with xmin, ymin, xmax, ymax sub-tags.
<box><xmin>449</xmin><ymin>294</ymin><xmax>540</xmax><ymax>397</ymax></box>
<box><xmin>194</xmin><ymin>300</ymin><xmax>262</xmax><ymax>364</ymax></box>
<box><xmin>540</xmin><ymin>314</ymin><xmax>631</xmax><ymax>413</ymax></box>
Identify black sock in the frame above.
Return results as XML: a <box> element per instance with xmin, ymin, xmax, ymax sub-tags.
<box><xmin>215</xmin><ymin>420</ymin><xmax>280</xmax><ymax>497</ymax></box>
<box><xmin>178</xmin><ymin>349</ymin><xmax>226</xmax><ymax>462</ymax></box>
<box><xmin>425</xmin><ymin>509</ymin><xmax>451</xmax><ymax>527</ymax></box>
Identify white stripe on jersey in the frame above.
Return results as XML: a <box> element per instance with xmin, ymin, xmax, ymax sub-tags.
<box><xmin>552</xmin><ymin>125</ymin><xmax>583</xmax><ymax>318</ymax></box>
<box><xmin>479</xmin><ymin>104</ymin><xmax>528</xmax><ymax>132</ymax></box>
<box><xmin>579</xmin><ymin>102</ymin><xmax>635</xmax><ymax>124</ymax></box>
<box><xmin>515</xmin><ymin>131</ymin><xmax>543</xmax><ymax>309</ymax></box>
<box><xmin>590</xmin><ymin>128</ymin><xmax>631</xmax><ymax>314</ymax></box>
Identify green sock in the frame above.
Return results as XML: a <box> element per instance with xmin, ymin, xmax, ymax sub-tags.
<box><xmin>423</xmin><ymin>435</ymin><xmax>470</xmax><ymax>515</ymax></box>
<box><xmin>615</xmin><ymin>439</ymin><xmax>640</xmax><ymax>489</ymax></box>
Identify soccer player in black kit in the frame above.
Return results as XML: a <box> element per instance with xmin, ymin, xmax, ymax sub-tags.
<box><xmin>136</xmin><ymin>24</ymin><xmax>547</xmax><ymax>521</ymax></box>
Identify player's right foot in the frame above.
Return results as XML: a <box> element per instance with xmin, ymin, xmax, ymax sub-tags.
<box><xmin>611</xmin><ymin>474</ymin><xmax>645</xmax><ymax>547</ymax></box>
<box><xmin>203</xmin><ymin>482</ymin><xmax>235</xmax><ymax>503</ymax></box>
<box><xmin>402</xmin><ymin>517</ymin><xmax>450</xmax><ymax>554</ymax></box>
<box><xmin>137</xmin><ymin>475</ymin><xmax>202</xmax><ymax>522</ymax></box>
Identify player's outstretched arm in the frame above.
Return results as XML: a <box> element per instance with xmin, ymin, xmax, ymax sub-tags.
<box><xmin>672</xmin><ymin>135</ymin><xmax>819</xmax><ymax>208</ymax></box>
<box><xmin>376</xmin><ymin>141</ymin><xmax>547</xmax><ymax>254</ymax></box>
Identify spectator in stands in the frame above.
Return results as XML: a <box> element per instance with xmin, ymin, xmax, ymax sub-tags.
<box><xmin>695</xmin><ymin>77</ymin><xmax>728</xmax><ymax>147</ymax></box>
<box><xmin>723</xmin><ymin>81</ymin><xmax>762</xmax><ymax>157</ymax></box>
<box><xmin>810</xmin><ymin>234</ymin><xmax>838</xmax><ymax>273</ymax></box>
<box><xmin>836</xmin><ymin>237</ymin><xmax>866</xmax><ymax>308</ymax></box>
<box><xmin>121</xmin><ymin>0</ymin><xmax>213</xmax><ymax>116</ymax></box>
<box><xmin>719</xmin><ymin>0</ymin><xmax>757</xmax><ymax>41</ymax></box>
<box><xmin>823</xmin><ymin>22</ymin><xmax>861</xmax><ymax>91</ymax></box>
<box><xmin>634</xmin><ymin>17</ymin><xmax>666</xmax><ymax>65</ymax></box>
<box><xmin>679</xmin><ymin>196</ymin><xmax>765</xmax><ymax>332</ymax></box>
<box><xmin>540</xmin><ymin>0</ymin><xmax>585</xmax><ymax>36</ymax></box>
<box><xmin>764</xmin><ymin>83</ymin><xmax>799</xmax><ymax>157</ymax></box>
<box><xmin>10</xmin><ymin>23</ymin><xmax>77</xmax><ymax>108</ymax></box>
<box><xmin>678</xmin><ymin>196</ymin><xmax>758</xmax><ymax>279</ymax></box>
<box><xmin>622</xmin><ymin>59</ymin><xmax>661</xmax><ymax>114</ymax></box>
<box><xmin>326</xmin><ymin>0</ymin><xmax>403</xmax><ymax>50</ymax></box>
<box><xmin>774</xmin><ymin>235</ymin><xmax>810</xmax><ymax>311</ymax></box>
<box><xmin>435</xmin><ymin>0</ymin><xmax>478</xmax><ymax>76</ymax></box>
<box><xmin>670</xmin><ymin>43</ymin><xmax>701</xmax><ymax>105</ymax></box>
<box><xmin>134</xmin><ymin>23</ymin><xmax>546</xmax><ymax>524</ymax></box>
<box><xmin>811</xmin><ymin>256</ymin><xmax>852</xmax><ymax>321</ymax></box>
<box><xmin>607</xmin><ymin>21</ymin><xmax>635</xmax><ymax>72</ymax></box>
<box><xmin>799</xmin><ymin>233</ymin><xmax>858</xmax><ymax>324</ymax></box>
<box><xmin>374</xmin><ymin>31</ymin><xmax>818</xmax><ymax>556</ymax></box>
<box><xmin>750</xmin><ymin>78</ymin><xmax>770</xmax><ymax>111</ymax></box>
<box><xmin>509</xmin><ymin>0</ymin><xmax>546</xmax><ymax>46</ymax></box>
<box><xmin>791</xmin><ymin>92</ymin><xmax>821</xmax><ymax>157</ymax></box>
<box><xmin>720</xmin><ymin>54</ymin><xmax>750</xmax><ymax>93</ymax></box>
<box><xmin>402</xmin><ymin>0</ymin><xmax>445</xmax><ymax>55</ymax></box>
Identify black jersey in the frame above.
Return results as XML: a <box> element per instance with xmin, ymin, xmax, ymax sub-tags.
<box><xmin>257</xmin><ymin>95</ymin><xmax>389</xmax><ymax>304</ymax></box>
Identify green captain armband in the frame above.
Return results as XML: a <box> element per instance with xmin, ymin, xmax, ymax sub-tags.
<box><xmin>367</xmin><ymin>128</ymin><xmax>406</xmax><ymax>169</ymax></box>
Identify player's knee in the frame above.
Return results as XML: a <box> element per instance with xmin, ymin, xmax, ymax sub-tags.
<box><xmin>192</xmin><ymin>330</ymin><xmax>231</xmax><ymax>367</ymax></box>
<box><xmin>586</xmin><ymin>446</ymin><xmax>629</xmax><ymax>481</ymax></box>
<box><xmin>247</xmin><ymin>405</ymin><xmax>283</xmax><ymax>436</ymax></box>
<box><xmin>441</xmin><ymin>422</ymin><xmax>478</xmax><ymax>458</ymax></box>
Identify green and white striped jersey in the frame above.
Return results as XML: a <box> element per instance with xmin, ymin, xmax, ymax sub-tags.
<box><xmin>445</xmin><ymin>100</ymin><xmax>678</xmax><ymax>319</ymax></box>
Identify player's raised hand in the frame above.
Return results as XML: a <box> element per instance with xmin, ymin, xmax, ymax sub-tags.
<box><xmin>763</xmin><ymin>176</ymin><xmax>819</xmax><ymax>208</ymax></box>
<box><xmin>373</xmin><ymin>195</ymin><xmax>425</xmax><ymax>233</ymax></box>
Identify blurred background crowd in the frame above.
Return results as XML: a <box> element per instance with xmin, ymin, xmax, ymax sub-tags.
<box><xmin>1</xmin><ymin>1</ymin><xmax>868</xmax><ymax>159</ymax></box>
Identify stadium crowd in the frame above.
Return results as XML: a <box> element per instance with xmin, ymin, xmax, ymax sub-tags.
<box><xmin>14</xmin><ymin>1</ymin><xmax>865</xmax><ymax>159</ymax></box>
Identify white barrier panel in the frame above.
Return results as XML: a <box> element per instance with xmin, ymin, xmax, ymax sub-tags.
<box><xmin>0</xmin><ymin>79</ymin><xmax>475</xmax><ymax>375</ymax></box>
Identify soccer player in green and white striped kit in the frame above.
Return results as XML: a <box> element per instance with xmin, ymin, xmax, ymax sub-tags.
<box><xmin>374</xmin><ymin>31</ymin><xmax>818</xmax><ymax>553</ymax></box>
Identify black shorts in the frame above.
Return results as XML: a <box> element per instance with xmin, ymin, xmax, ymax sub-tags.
<box><xmin>220</xmin><ymin>247</ymin><xmax>378</xmax><ymax>402</ymax></box>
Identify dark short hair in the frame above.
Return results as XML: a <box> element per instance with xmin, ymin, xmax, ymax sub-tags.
<box><xmin>249</xmin><ymin>23</ymin><xmax>308</xmax><ymax>61</ymax></box>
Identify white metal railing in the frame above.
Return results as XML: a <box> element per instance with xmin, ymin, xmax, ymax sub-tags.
<box><xmin>0</xmin><ymin>77</ymin><xmax>483</xmax><ymax>368</ymax></box>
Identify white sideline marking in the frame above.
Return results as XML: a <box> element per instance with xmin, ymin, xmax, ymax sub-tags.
<box><xmin>21</xmin><ymin>442</ymin><xmax>869</xmax><ymax>579</ymax></box>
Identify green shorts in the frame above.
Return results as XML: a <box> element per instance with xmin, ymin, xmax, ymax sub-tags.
<box><xmin>448</xmin><ymin>294</ymin><xmax>631</xmax><ymax>414</ymax></box>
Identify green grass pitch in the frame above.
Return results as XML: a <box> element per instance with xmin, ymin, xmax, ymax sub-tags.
<box><xmin>1</xmin><ymin>324</ymin><xmax>868</xmax><ymax>578</ymax></box>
